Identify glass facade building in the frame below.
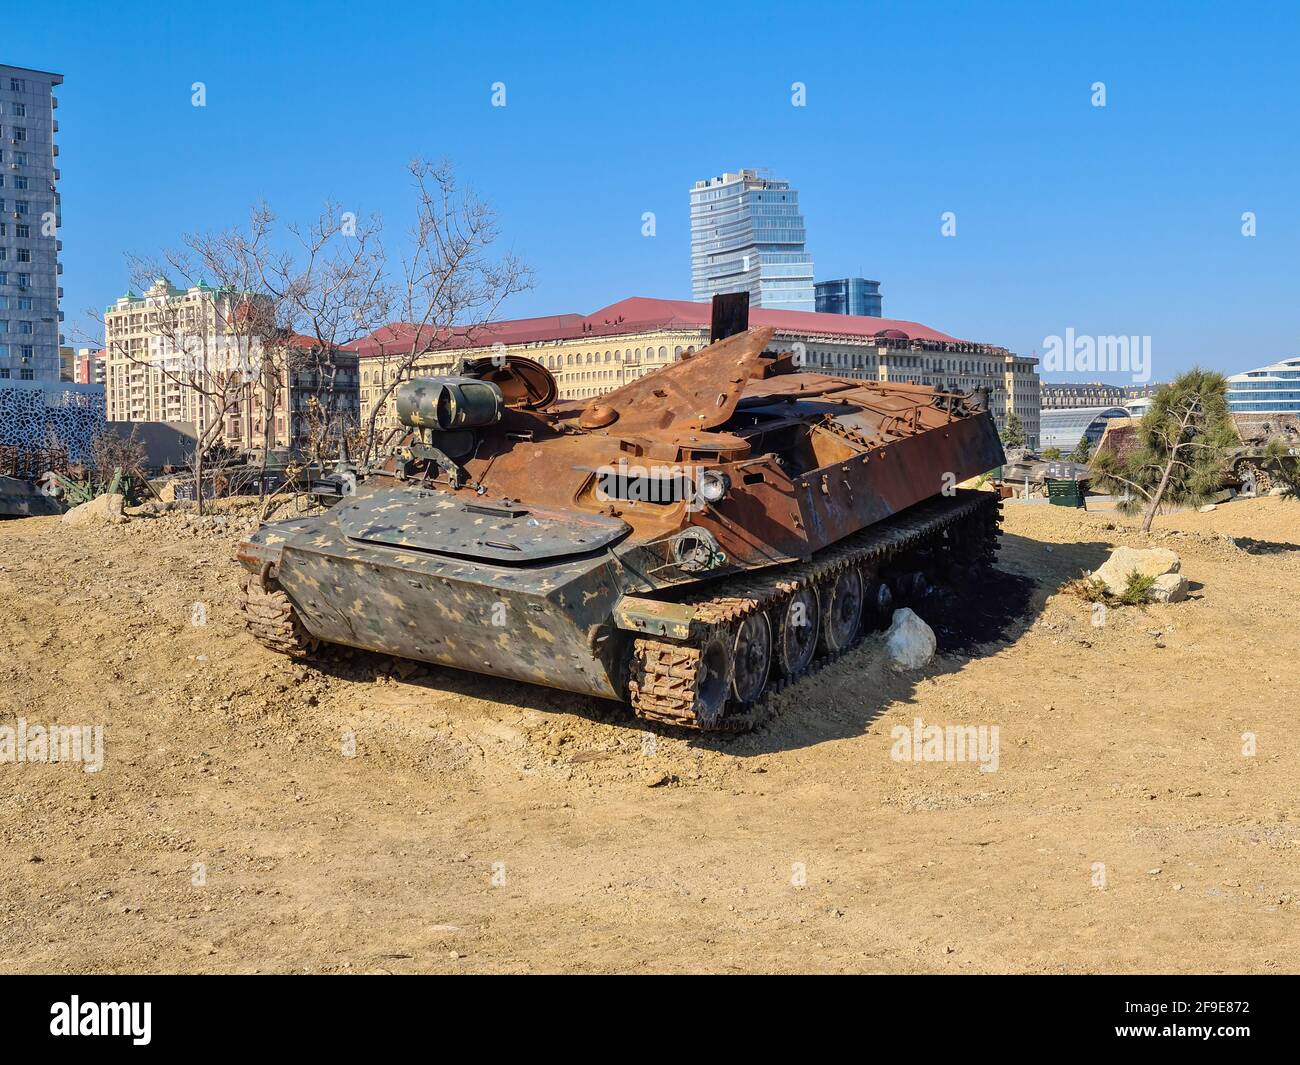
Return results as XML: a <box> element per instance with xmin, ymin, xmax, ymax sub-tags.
<box><xmin>1226</xmin><ymin>358</ymin><xmax>1300</xmax><ymax>414</ymax></box>
<box><xmin>1039</xmin><ymin>406</ymin><xmax>1130</xmax><ymax>453</ymax></box>
<box><xmin>815</xmin><ymin>277</ymin><xmax>882</xmax><ymax>317</ymax></box>
<box><xmin>690</xmin><ymin>169</ymin><xmax>815</xmax><ymax>312</ymax></box>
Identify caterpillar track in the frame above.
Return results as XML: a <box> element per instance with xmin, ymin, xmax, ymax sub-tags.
<box><xmin>628</xmin><ymin>491</ymin><xmax>1000</xmax><ymax>732</ymax></box>
<box><xmin>239</xmin><ymin>569</ymin><xmax>319</xmax><ymax>659</ymax></box>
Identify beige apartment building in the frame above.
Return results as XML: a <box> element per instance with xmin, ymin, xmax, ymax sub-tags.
<box><xmin>104</xmin><ymin>278</ymin><xmax>255</xmax><ymax>431</ymax></box>
<box><xmin>355</xmin><ymin>297</ymin><xmax>1040</xmax><ymax>448</ymax></box>
<box><xmin>104</xmin><ymin>277</ymin><xmax>359</xmax><ymax>451</ymax></box>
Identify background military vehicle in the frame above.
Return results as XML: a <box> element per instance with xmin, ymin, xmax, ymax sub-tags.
<box><xmin>1224</xmin><ymin>422</ymin><xmax>1300</xmax><ymax>495</ymax></box>
<box><xmin>237</xmin><ymin>298</ymin><xmax>1005</xmax><ymax>731</ymax></box>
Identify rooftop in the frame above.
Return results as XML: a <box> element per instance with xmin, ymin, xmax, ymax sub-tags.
<box><xmin>1228</xmin><ymin>357</ymin><xmax>1300</xmax><ymax>382</ymax></box>
<box><xmin>350</xmin><ymin>295</ymin><xmax>1008</xmax><ymax>359</ymax></box>
<box><xmin>0</xmin><ymin>63</ymin><xmax>64</xmax><ymax>84</ymax></box>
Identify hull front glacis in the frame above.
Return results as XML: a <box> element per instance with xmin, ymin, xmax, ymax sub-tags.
<box><xmin>238</xmin><ymin>505</ymin><xmax>634</xmax><ymax>699</ymax></box>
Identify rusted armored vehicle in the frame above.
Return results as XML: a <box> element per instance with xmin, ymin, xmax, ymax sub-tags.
<box><xmin>1224</xmin><ymin>423</ymin><xmax>1300</xmax><ymax>495</ymax></box>
<box><xmin>237</xmin><ymin>302</ymin><xmax>1005</xmax><ymax>731</ymax></box>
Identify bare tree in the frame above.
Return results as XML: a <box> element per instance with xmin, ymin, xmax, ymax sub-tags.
<box><xmin>81</xmin><ymin>159</ymin><xmax>528</xmax><ymax>514</ymax></box>
<box><xmin>254</xmin><ymin>201</ymin><xmax>392</xmax><ymax>465</ymax></box>
<box><xmin>84</xmin><ymin>220</ymin><xmax>276</xmax><ymax>514</ymax></box>
<box><xmin>359</xmin><ymin>159</ymin><xmax>533</xmax><ymax>460</ymax></box>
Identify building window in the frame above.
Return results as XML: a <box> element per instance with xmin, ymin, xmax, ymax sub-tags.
<box><xmin>16</xmin><ymin>249</ymin><xmax>30</xmax><ymax>263</ymax></box>
<box><xmin>12</xmin><ymin>103</ymin><xmax>25</xmax><ymax>118</ymax></box>
<box><xmin>9</xmin><ymin>78</ymin><xmax>25</xmax><ymax>92</ymax></box>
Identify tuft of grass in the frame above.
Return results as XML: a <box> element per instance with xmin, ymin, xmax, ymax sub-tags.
<box><xmin>1117</xmin><ymin>569</ymin><xmax>1157</xmax><ymax>605</ymax></box>
<box><xmin>1062</xmin><ymin>575</ymin><xmax>1108</xmax><ymax>603</ymax></box>
<box><xmin>1062</xmin><ymin>570</ymin><xmax>1157</xmax><ymax>607</ymax></box>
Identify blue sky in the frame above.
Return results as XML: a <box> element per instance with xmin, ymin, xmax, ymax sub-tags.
<box><xmin>12</xmin><ymin>0</ymin><xmax>1300</xmax><ymax>381</ymax></box>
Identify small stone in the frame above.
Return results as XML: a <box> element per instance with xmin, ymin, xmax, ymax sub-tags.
<box><xmin>884</xmin><ymin>608</ymin><xmax>936</xmax><ymax>672</ymax></box>
<box><xmin>1149</xmin><ymin>573</ymin><xmax>1189</xmax><ymax>603</ymax></box>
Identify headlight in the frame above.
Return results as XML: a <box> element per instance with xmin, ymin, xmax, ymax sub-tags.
<box><xmin>697</xmin><ymin>470</ymin><xmax>731</xmax><ymax>503</ymax></box>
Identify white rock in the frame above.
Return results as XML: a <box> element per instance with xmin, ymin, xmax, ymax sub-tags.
<box><xmin>61</xmin><ymin>493</ymin><xmax>128</xmax><ymax>527</ymax></box>
<box><xmin>884</xmin><ymin>608</ymin><xmax>936</xmax><ymax>672</ymax></box>
<box><xmin>1149</xmin><ymin>573</ymin><xmax>1189</xmax><ymax>603</ymax></box>
<box><xmin>1092</xmin><ymin>546</ymin><xmax>1180</xmax><ymax>597</ymax></box>
<box><xmin>1198</xmin><ymin>504</ymin><xmax>1217</xmax><ymax>513</ymax></box>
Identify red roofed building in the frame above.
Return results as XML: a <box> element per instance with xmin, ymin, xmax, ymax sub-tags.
<box><xmin>355</xmin><ymin>296</ymin><xmax>1040</xmax><ymax>447</ymax></box>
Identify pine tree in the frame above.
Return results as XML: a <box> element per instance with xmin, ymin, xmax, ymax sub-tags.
<box><xmin>1090</xmin><ymin>369</ymin><xmax>1236</xmax><ymax>532</ymax></box>
<box><xmin>1001</xmin><ymin>412</ymin><xmax>1025</xmax><ymax>449</ymax></box>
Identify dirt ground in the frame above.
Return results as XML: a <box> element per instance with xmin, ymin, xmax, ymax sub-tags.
<box><xmin>0</xmin><ymin>493</ymin><xmax>1296</xmax><ymax>974</ymax></box>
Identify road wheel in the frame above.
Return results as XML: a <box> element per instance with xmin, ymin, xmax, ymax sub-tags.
<box><xmin>774</xmin><ymin>586</ymin><xmax>819</xmax><ymax>678</ymax></box>
<box><xmin>818</xmin><ymin>566</ymin><xmax>864</xmax><ymax>655</ymax></box>
<box><xmin>731</xmin><ymin>612</ymin><xmax>772</xmax><ymax>706</ymax></box>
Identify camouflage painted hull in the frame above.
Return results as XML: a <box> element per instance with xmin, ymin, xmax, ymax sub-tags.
<box><xmin>240</xmin><ymin>512</ymin><xmax>632</xmax><ymax>699</ymax></box>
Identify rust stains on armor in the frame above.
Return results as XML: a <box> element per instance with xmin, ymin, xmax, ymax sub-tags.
<box><xmin>236</xmin><ymin>316</ymin><xmax>1008</xmax><ymax>730</ymax></box>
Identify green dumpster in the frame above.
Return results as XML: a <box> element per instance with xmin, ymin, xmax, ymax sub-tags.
<box><xmin>1046</xmin><ymin>478</ymin><xmax>1084</xmax><ymax>508</ymax></box>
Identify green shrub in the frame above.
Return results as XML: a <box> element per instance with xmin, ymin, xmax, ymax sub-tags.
<box><xmin>1118</xmin><ymin>570</ymin><xmax>1157</xmax><ymax>605</ymax></box>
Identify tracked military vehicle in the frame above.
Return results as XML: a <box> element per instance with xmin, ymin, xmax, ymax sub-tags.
<box><xmin>237</xmin><ymin>300</ymin><xmax>1005</xmax><ymax>731</ymax></box>
<box><xmin>1224</xmin><ymin>423</ymin><xmax>1300</xmax><ymax>496</ymax></box>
